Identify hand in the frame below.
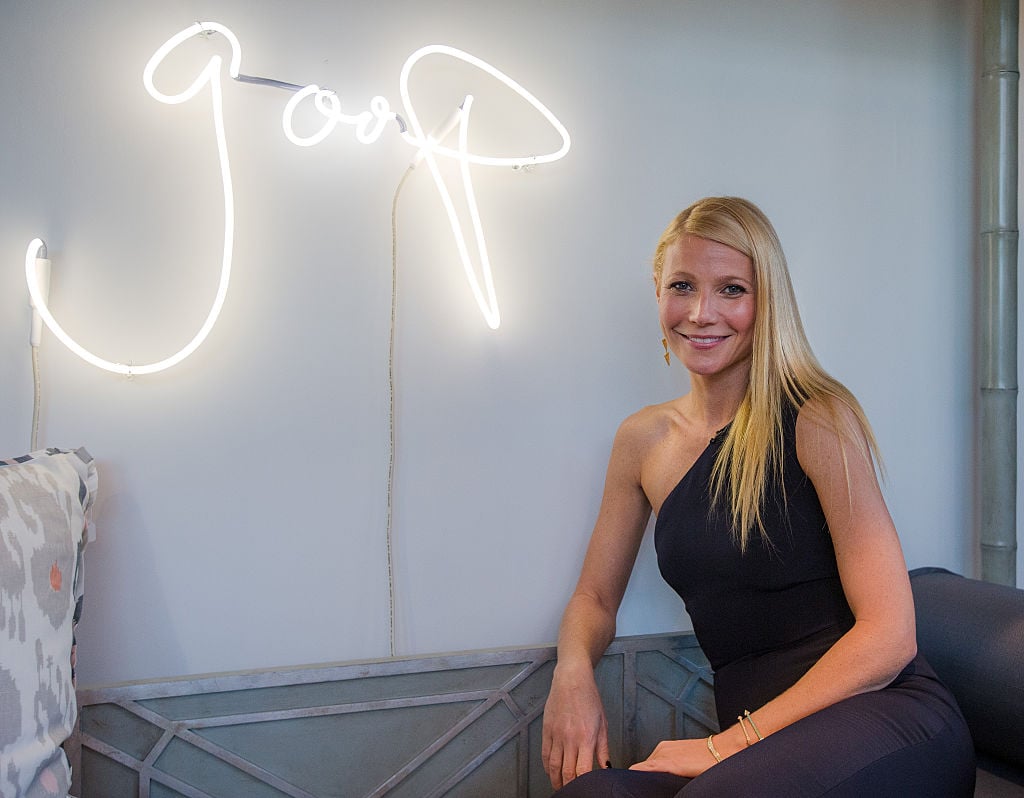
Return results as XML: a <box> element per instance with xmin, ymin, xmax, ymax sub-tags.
<box><xmin>628</xmin><ymin>737</ymin><xmax>718</xmax><ymax>778</ymax></box>
<box><xmin>542</xmin><ymin>662</ymin><xmax>611</xmax><ymax>789</ymax></box>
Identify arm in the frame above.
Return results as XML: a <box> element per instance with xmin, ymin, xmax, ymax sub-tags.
<box><xmin>542</xmin><ymin>414</ymin><xmax>653</xmax><ymax>789</ymax></box>
<box><xmin>632</xmin><ymin>398</ymin><xmax>916</xmax><ymax>776</ymax></box>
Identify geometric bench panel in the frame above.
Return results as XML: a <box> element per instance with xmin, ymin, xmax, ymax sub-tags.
<box><xmin>74</xmin><ymin>632</ymin><xmax>714</xmax><ymax>797</ymax></box>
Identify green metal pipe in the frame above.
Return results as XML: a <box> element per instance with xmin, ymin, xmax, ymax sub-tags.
<box><xmin>979</xmin><ymin>0</ymin><xmax>1018</xmax><ymax>586</ymax></box>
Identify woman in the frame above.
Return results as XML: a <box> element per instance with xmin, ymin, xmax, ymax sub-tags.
<box><xmin>542</xmin><ymin>197</ymin><xmax>975</xmax><ymax>797</ymax></box>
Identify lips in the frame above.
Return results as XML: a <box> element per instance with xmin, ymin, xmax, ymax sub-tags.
<box><xmin>684</xmin><ymin>335</ymin><xmax>726</xmax><ymax>344</ymax></box>
<box><xmin>680</xmin><ymin>333</ymin><xmax>729</xmax><ymax>346</ymax></box>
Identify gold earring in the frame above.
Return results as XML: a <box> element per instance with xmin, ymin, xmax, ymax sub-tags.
<box><xmin>662</xmin><ymin>338</ymin><xmax>671</xmax><ymax>365</ymax></box>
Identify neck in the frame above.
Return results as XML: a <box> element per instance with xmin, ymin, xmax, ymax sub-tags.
<box><xmin>684</xmin><ymin>368</ymin><xmax>750</xmax><ymax>430</ymax></box>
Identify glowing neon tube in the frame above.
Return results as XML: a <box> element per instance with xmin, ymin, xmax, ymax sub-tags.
<box><xmin>392</xmin><ymin>46</ymin><xmax>569</xmax><ymax>329</ymax></box>
<box><xmin>276</xmin><ymin>39</ymin><xmax>571</xmax><ymax>330</ymax></box>
<box><xmin>27</xmin><ymin>21</ymin><xmax>237</xmax><ymax>375</ymax></box>
<box><xmin>398</xmin><ymin>44</ymin><xmax>571</xmax><ymax>168</ymax></box>
<box><xmin>26</xmin><ymin>22</ymin><xmax>573</xmax><ymax>373</ymax></box>
<box><xmin>282</xmin><ymin>85</ymin><xmax>396</xmax><ymax>146</ymax></box>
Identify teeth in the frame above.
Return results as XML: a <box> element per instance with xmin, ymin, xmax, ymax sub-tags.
<box><xmin>688</xmin><ymin>336</ymin><xmax>722</xmax><ymax>343</ymax></box>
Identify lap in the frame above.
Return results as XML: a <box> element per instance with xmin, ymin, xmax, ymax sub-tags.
<box><xmin>685</xmin><ymin>682</ymin><xmax>975</xmax><ymax>797</ymax></box>
<box><xmin>551</xmin><ymin>768</ymin><xmax>689</xmax><ymax>798</ymax></box>
<box><xmin>552</xmin><ymin>672</ymin><xmax>975</xmax><ymax>798</ymax></box>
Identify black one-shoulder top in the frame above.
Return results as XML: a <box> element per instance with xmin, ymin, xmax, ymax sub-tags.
<box><xmin>654</xmin><ymin>407</ymin><xmax>855</xmax><ymax>726</ymax></box>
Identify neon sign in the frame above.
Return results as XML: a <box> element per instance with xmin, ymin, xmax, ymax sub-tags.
<box><xmin>26</xmin><ymin>21</ymin><xmax>571</xmax><ymax>375</ymax></box>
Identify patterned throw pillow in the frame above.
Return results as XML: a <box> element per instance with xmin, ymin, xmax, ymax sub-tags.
<box><xmin>0</xmin><ymin>448</ymin><xmax>97</xmax><ymax>798</ymax></box>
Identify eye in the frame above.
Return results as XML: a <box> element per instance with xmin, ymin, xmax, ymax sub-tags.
<box><xmin>668</xmin><ymin>280</ymin><xmax>693</xmax><ymax>292</ymax></box>
<box><xmin>721</xmin><ymin>284</ymin><xmax>747</xmax><ymax>296</ymax></box>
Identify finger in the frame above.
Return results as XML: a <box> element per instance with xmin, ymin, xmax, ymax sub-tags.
<box><xmin>541</xmin><ymin>725</ymin><xmax>561</xmax><ymax>788</ymax></box>
<box><xmin>558</xmin><ymin>742</ymin><xmax>580</xmax><ymax>787</ymax></box>
<box><xmin>597</xmin><ymin>723</ymin><xmax>611</xmax><ymax>771</ymax></box>
<box><xmin>573</xmin><ymin>743</ymin><xmax>592</xmax><ymax>782</ymax></box>
<box><xmin>546</xmin><ymin>741</ymin><xmax>568</xmax><ymax>789</ymax></box>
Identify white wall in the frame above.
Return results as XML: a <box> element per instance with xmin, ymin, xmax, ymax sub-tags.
<box><xmin>0</xmin><ymin>0</ymin><xmax>985</xmax><ymax>687</ymax></box>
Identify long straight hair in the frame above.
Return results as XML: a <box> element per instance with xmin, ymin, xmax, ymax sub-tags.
<box><xmin>653</xmin><ymin>197</ymin><xmax>881</xmax><ymax>550</ymax></box>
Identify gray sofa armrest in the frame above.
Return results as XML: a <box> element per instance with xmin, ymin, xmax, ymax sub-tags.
<box><xmin>909</xmin><ymin>567</ymin><xmax>1024</xmax><ymax>775</ymax></box>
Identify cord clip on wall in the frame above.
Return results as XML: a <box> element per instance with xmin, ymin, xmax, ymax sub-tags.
<box><xmin>24</xmin><ymin>21</ymin><xmax>571</xmax><ymax>376</ymax></box>
<box><xmin>28</xmin><ymin>243</ymin><xmax>50</xmax><ymax>349</ymax></box>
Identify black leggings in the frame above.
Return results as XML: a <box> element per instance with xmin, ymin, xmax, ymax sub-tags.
<box><xmin>553</xmin><ymin>671</ymin><xmax>975</xmax><ymax>797</ymax></box>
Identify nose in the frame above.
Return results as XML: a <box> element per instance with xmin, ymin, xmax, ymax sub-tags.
<box><xmin>689</xmin><ymin>290</ymin><xmax>716</xmax><ymax>325</ymax></box>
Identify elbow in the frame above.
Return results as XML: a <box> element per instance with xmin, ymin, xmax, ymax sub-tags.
<box><xmin>881</xmin><ymin>624</ymin><xmax>917</xmax><ymax>685</ymax></box>
<box><xmin>854</xmin><ymin>618</ymin><xmax>917</xmax><ymax>689</ymax></box>
<box><xmin>896</xmin><ymin>609</ymin><xmax>918</xmax><ymax>667</ymax></box>
<box><xmin>890</xmin><ymin>636</ymin><xmax>916</xmax><ymax>676</ymax></box>
<box><xmin>898</xmin><ymin>630</ymin><xmax>917</xmax><ymax>669</ymax></box>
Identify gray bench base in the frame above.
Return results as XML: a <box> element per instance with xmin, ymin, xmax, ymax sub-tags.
<box><xmin>72</xmin><ymin>632</ymin><xmax>715</xmax><ymax>798</ymax></box>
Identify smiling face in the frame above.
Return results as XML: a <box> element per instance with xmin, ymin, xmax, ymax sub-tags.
<box><xmin>657</xmin><ymin>234</ymin><xmax>756</xmax><ymax>385</ymax></box>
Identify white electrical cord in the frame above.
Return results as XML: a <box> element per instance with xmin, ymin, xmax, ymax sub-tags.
<box><xmin>29</xmin><ymin>247</ymin><xmax>51</xmax><ymax>451</ymax></box>
<box><xmin>384</xmin><ymin>104</ymin><xmax>464</xmax><ymax>657</ymax></box>
<box><xmin>387</xmin><ymin>165</ymin><xmax>414</xmax><ymax>658</ymax></box>
<box><xmin>30</xmin><ymin>347</ymin><xmax>42</xmax><ymax>452</ymax></box>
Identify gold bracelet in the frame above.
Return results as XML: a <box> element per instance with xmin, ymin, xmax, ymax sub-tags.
<box><xmin>737</xmin><ymin>714</ymin><xmax>753</xmax><ymax>746</ymax></box>
<box><xmin>744</xmin><ymin>710</ymin><xmax>764</xmax><ymax>741</ymax></box>
<box><xmin>706</xmin><ymin>733</ymin><xmax>722</xmax><ymax>763</ymax></box>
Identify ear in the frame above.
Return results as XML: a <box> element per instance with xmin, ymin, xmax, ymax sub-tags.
<box><xmin>653</xmin><ymin>273</ymin><xmax>661</xmax><ymax>299</ymax></box>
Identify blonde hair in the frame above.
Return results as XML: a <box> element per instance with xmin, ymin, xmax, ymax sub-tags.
<box><xmin>654</xmin><ymin>197</ymin><xmax>881</xmax><ymax>550</ymax></box>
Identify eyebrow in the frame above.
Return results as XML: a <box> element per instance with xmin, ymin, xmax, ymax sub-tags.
<box><xmin>663</xmin><ymin>270</ymin><xmax>754</xmax><ymax>284</ymax></box>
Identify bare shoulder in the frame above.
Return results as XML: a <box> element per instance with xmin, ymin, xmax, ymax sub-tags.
<box><xmin>795</xmin><ymin>395</ymin><xmax>879</xmax><ymax>506</ymax></box>
<box><xmin>612</xmin><ymin>401</ymin><xmax>682</xmax><ymax>464</ymax></box>
<box><xmin>795</xmin><ymin>396</ymin><xmax>868</xmax><ymax>456</ymax></box>
<box><xmin>615</xmin><ymin>399</ymin><xmax>713</xmax><ymax>514</ymax></box>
